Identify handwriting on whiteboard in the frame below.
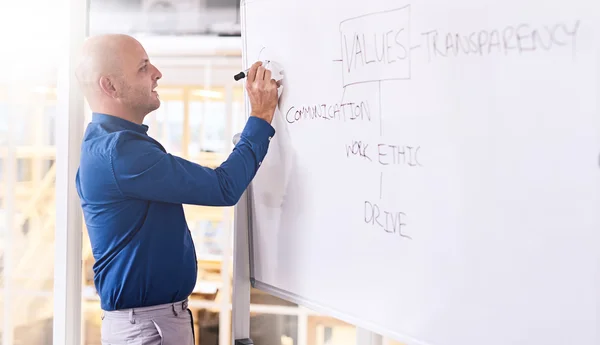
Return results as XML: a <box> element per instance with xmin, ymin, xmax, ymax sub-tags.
<box><xmin>346</xmin><ymin>141</ymin><xmax>423</xmax><ymax>167</ymax></box>
<box><xmin>364</xmin><ymin>201</ymin><xmax>411</xmax><ymax>239</ymax></box>
<box><xmin>279</xmin><ymin>5</ymin><xmax>582</xmax><ymax>241</ymax></box>
<box><xmin>285</xmin><ymin>101</ymin><xmax>371</xmax><ymax>124</ymax></box>
<box><xmin>421</xmin><ymin>21</ymin><xmax>581</xmax><ymax>61</ymax></box>
<box><xmin>343</xmin><ymin>29</ymin><xmax>407</xmax><ymax>71</ymax></box>
<box><xmin>339</xmin><ymin>6</ymin><xmax>411</xmax><ymax>86</ymax></box>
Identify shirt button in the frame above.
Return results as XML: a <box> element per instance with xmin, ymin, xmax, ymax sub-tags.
<box><xmin>268</xmin><ymin>136</ymin><xmax>272</xmax><ymax>141</ymax></box>
<box><xmin>258</xmin><ymin>161</ymin><xmax>262</xmax><ymax>166</ymax></box>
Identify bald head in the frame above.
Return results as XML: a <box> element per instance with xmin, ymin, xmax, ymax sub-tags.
<box><xmin>75</xmin><ymin>34</ymin><xmax>162</xmax><ymax>123</ymax></box>
<box><xmin>76</xmin><ymin>34</ymin><xmax>131</xmax><ymax>93</ymax></box>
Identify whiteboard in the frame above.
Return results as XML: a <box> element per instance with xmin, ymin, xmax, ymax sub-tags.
<box><xmin>241</xmin><ymin>0</ymin><xmax>600</xmax><ymax>344</ymax></box>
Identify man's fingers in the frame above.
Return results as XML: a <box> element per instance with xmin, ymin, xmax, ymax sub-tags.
<box><xmin>264</xmin><ymin>69</ymin><xmax>272</xmax><ymax>81</ymax></box>
<box><xmin>247</xmin><ymin>61</ymin><xmax>262</xmax><ymax>83</ymax></box>
<box><xmin>257</xmin><ymin>66</ymin><xmax>267</xmax><ymax>81</ymax></box>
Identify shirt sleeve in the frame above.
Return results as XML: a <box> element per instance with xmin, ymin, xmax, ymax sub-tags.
<box><xmin>110</xmin><ymin>116</ymin><xmax>275</xmax><ymax>206</ymax></box>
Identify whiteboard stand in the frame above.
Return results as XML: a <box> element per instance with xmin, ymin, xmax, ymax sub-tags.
<box><xmin>357</xmin><ymin>328</ymin><xmax>383</xmax><ymax>345</ymax></box>
<box><xmin>232</xmin><ymin>133</ymin><xmax>254</xmax><ymax>345</ymax></box>
<box><xmin>232</xmin><ymin>187</ymin><xmax>253</xmax><ymax>345</ymax></box>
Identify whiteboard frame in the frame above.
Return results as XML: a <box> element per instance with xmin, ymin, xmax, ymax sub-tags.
<box><xmin>232</xmin><ymin>2</ymin><xmax>600</xmax><ymax>345</ymax></box>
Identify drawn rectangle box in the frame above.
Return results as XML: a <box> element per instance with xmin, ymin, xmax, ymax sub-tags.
<box><xmin>339</xmin><ymin>6</ymin><xmax>411</xmax><ymax>87</ymax></box>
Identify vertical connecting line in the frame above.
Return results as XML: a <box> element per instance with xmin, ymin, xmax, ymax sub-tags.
<box><xmin>339</xmin><ymin>30</ymin><xmax>346</xmax><ymax>89</ymax></box>
<box><xmin>378</xmin><ymin>80</ymin><xmax>383</xmax><ymax>136</ymax></box>
<box><xmin>340</xmin><ymin>86</ymin><xmax>347</xmax><ymax>104</ymax></box>
<box><xmin>380</xmin><ymin>172</ymin><xmax>383</xmax><ymax>199</ymax></box>
<box><xmin>408</xmin><ymin>4</ymin><xmax>412</xmax><ymax>80</ymax></box>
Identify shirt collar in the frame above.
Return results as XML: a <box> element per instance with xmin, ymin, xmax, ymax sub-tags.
<box><xmin>92</xmin><ymin>112</ymin><xmax>149</xmax><ymax>134</ymax></box>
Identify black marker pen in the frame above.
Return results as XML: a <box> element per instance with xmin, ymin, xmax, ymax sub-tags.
<box><xmin>233</xmin><ymin>60</ymin><xmax>271</xmax><ymax>81</ymax></box>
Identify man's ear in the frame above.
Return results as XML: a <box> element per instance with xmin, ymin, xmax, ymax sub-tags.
<box><xmin>98</xmin><ymin>76</ymin><xmax>118</xmax><ymax>98</ymax></box>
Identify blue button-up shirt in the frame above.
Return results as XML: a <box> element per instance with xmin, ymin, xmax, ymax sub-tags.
<box><xmin>76</xmin><ymin>113</ymin><xmax>275</xmax><ymax>311</ymax></box>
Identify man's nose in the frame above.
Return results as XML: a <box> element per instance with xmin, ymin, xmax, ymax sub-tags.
<box><xmin>152</xmin><ymin>65</ymin><xmax>162</xmax><ymax>80</ymax></box>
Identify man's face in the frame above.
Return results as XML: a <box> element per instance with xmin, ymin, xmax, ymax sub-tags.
<box><xmin>116</xmin><ymin>40</ymin><xmax>163</xmax><ymax>116</ymax></box>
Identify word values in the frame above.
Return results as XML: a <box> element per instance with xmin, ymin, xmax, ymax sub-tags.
<box><xmin>342</xmin><ymin>29</ymin><xmax>407</xmax><ymax>72</ymax></box>
<box><xmin>338</xmin><ymin>6</ymin><xmax>412</xmax><ymax>86</ymax></box>
<box><xmin>364</xmin><ymin>201</ymin><xmax>411</xmax><ymax>239</ymax></box>
<box><xmin>345</xmin><ymin>140</ymin><xmax>422</xmax><ymax>167</ymax></box>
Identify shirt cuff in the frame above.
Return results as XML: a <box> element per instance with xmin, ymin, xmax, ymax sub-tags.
<box><xmin>241</xmin><ymin>116</ymin><xmax>276</xmax><ymax>143</ymax></box>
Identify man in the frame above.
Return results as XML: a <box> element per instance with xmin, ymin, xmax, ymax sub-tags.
<box><xmin>74</xmin><ymin>34</ymin><xmax>279</xmax><ymax>345</ymax></box>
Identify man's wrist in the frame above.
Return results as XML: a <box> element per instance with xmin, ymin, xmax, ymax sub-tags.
<box><xmin>243</xmin><ymin>116</ymin><xmax>276</xmax><ymax>141</ymax></box>
<box><xmin>251</xmin><ymin>110</ymin><xmax>273</xmax><ymax>119</ymax></box>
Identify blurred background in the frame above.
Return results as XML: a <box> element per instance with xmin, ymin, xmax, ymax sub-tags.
<box><xmin>0</xmin><ymin>0</ymin><xmax>374</xmax><ymax>344</ymax></box>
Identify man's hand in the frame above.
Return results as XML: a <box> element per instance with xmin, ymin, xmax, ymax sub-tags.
<box><xmin>246</xmin><ymin>61</ymin><xmax>279</xmax><ymax>124</ymax></box>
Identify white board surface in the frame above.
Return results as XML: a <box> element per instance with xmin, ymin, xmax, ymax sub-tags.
<box><xmin>241</xmin><ymin>1</ymin><xmax>600</xmax><ymax>344</ymax></box>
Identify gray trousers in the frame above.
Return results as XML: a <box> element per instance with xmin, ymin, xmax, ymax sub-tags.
<box><xmin>101</xmin><ymin>299</ymin><xmax>195</xmax><ymax>345</ymax></box>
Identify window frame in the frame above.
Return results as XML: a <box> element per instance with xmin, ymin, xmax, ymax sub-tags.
<box><xmin>53</xmin><ymin>0</ymin><xmax>88</xmax><ymax>344</ymax></box>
